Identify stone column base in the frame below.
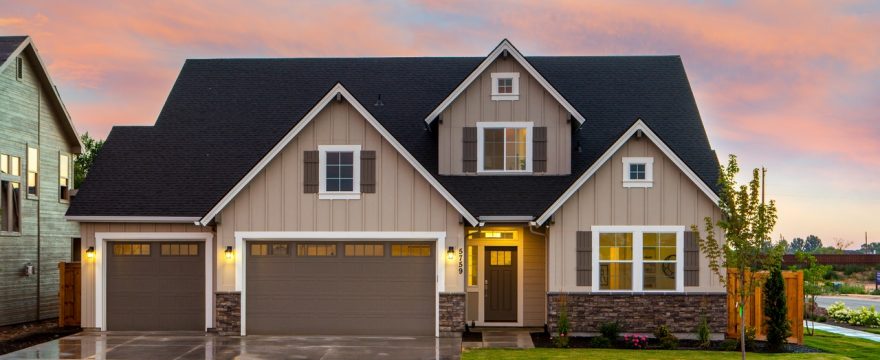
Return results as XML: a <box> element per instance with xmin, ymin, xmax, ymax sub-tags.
<box><xmin>215</xmin><ymin>292</ymin><xmax>241</xmax><ymax>335</ymax></box>
<box><xmin>440</xmin><ymin>292</ymin><xmax>466</xmax><ymax>334</ymax></box>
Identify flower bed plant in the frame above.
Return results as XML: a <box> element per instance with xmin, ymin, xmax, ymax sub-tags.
<box><xmin>826</xmin><ymin>301</ymin><xmax>880</xmax><ymax>328</ymax></box>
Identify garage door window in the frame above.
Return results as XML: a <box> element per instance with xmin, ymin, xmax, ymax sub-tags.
<box><xmin>113</xmin><ymin>243</ymin><xmax>150</xmax><ymax>256</ymax></box>
<box><xmin>161</xmin><ymin>243</ymin><xmax>199</xmax><ymax>256</ymax></box>
<box><xmin>251</xmin><ymin>243</ymin><xmax>289</xmax><ymax>256</ymax></box>
<box><xmin>344</xmin><ymin>244</ymin><xmax>384</xmax><ymax>257</ymax></box>
<box><xmin>297</xmin><ymin>244</ymin><xmax>337</xmax><ymax>257</ymax></box>
<box><xmin>391</xmin><ymin>244</ymin><xmax>431</xmax><ymax>257</ymax></box>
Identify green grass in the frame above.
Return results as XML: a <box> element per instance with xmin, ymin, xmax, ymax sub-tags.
<box><xmin>463</xmin><ymin>348</ymin><xmax>849</xmax><ymax>360</ymax></box>
<box><xmin>803</xmin><ymin>329</ymin><xmax>880</xmax><ymax>360</ymax></box>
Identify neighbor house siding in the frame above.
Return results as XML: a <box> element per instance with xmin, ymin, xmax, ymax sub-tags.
<box><xmin>437</xmin><ymin>56</ymin><xmax>571</xmax><ymax>175</ymax></box>
<box><xmin>215</xmin><ymin>99</ymin><xmax>466</xmax><ymax>293</ymax></box>
<box><xmin>547</xmin><ymin>135</ymin><xmax>724</xmax><ymax>293</ymax></box>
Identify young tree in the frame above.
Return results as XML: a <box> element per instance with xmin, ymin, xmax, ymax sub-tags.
<box><xmin>833</xmin><ymin>238</ymin><xmax>853</xmax><ymax>252</ymax></box>
<box><xmin>74</xmin><ymin>132</ymin><xmax>105</xmax><ymax>188</ymax></box>
<box><xmin>692</xmin><ymin>155</ymin><xmax>779</xmax><ymax>359</ymax></box>
<box><xmin>794</xmin><ymin>251</ymin><xmax>832</xmax><ymax>336</ymax></box>
<box><xmin>763</xmin><ymin>266</ymin><xmax>791</xmax><ymax>351</ymax></box>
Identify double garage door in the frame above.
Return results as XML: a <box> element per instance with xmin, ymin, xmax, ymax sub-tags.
<box><xmin>246</xmin><ymin>241</ymin><xmax>436</xmax><ymax>335</ymax></box>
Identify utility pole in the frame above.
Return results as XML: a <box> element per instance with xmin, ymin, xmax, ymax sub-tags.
<box><xmin>761</xmin><ymin>167</ymin><xmax>766</xmax><ymax>206</ymax></box>
<box><xmin>867</xmin><ymin>232</ymin><xmax>869</xmax><ymax>255</ymax></box>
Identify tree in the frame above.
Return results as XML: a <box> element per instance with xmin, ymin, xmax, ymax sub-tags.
<box><xmin>74</xmin><ymin>132</ymin><xmax>104</xmax><ymax>188</ymax></box>
<box><xmin>764</xmin><ymin>266</ymin><xmax>791</xmax><ymax>351</ymax></box>
<box><xmin>861</xmin><ymin>242</ymin><xmax>880</xmax><ymax>254</ymax></box>
<box><xmin>804</xmin><ymin>235</ymin><xmax>822</xmax><ymax>253</ymax></box>
<box><xmin>692</xmin><ymin>155</ymin><xmax>780</xmax><ymax>360</ymax></box>
<box><xmin>778</xmin><ymin>239</ymin><xmax>790</xmax><ymax>254</ymax></box>
<box><xmin>833</xmin><ymin>237</ymin><xmax>853</xmax><ymax>252</ymax></box>
<box><xmin>794</xmin><ymin>251</ymin><xmax>832</xmax><ymax>336</ymax></box>
<box><xmin>789</xmin><ymin>237</ymin><xmax>805</xmax><ymax>254</ymax></box>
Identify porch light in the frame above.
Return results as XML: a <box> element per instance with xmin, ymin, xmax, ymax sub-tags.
<box><xmin>225</xmin><ymin>246</ymin><xmax>234</xmax><ymax>260</ymax></box>
<box><xmin>447</xmin><ymin>246</ymin><xmax>455</xmax><ymax>260</ymax></box>
<box><xmin>86</xmin><ymin>246</ymin><xmax>95</xmax><ymax>260</ymax></box>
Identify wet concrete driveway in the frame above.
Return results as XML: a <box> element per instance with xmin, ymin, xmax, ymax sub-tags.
<box><xmin>0</xmin><ymin>332</ymin><xmax>461</xmax><ymax>360</ymax></box>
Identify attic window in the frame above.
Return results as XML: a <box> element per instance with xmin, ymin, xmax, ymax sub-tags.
<box><xmin>491</xmin><ymin>72</ymin><xmax>520</xmax><ymax>100</ymax></box>
<box><xmin>15</xmin><ymin>57</ymin><xmax>23</xmax><ymax>81</ymax></box>
<box><xmin>622</xmin><ymin>157</ymin><xmax>654</xmax><ymax>188</ymax></box>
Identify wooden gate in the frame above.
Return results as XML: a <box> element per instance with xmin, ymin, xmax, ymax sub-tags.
<box><xmin>727</xmin><ymin>269</ymin><xmax>804</xmax><ymax>344</ymax></box>
<box><xmin>58</xmin><ymin>262</ymin><xmax>81</xmax><ymax>327</ymax></box>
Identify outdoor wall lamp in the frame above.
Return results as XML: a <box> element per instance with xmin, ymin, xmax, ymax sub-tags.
<box><xmin>86</xmin><ymin>246</ymin><xmax>95</xmax><ymax>260</ymax></box>
<box><xmin>225</xmin><ymin>246</ymin><xmax>234</xmax><ymax>260</ymax></box>
<box><xmin>447</xmin><ymin>246</ymin><xmax>455</xmax><ymax>260</ymax></box>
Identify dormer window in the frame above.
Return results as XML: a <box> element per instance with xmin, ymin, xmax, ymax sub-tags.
<box><xmin>477</xmin><ymin>122</ymin><xmax>533</xmax><ymax>172</ymax></box>
<box><xmin>491</xmin><ymin>73</ymin><xmax>520</xmax><ymax>100</ymax></box>
<box><xmin>623</xmin><ymin>157</ymin><xmax>654</xmax><ymax>188</ymax></box>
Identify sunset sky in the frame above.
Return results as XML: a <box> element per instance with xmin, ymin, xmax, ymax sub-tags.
<box><xmin>2</xmin><ymin>1</ymin><xmax>878</xmax><ymax>248</ymax></box>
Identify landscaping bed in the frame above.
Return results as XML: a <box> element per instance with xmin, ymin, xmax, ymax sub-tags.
<box><xmin>530</xmin><ymin>332</ymin><xmax>822</xmax><ymax>353</ymax></box>
<box><xmin>0</xmin><ymin>319</ymin><xmax>81</xmax><ymax>355</ymax></box>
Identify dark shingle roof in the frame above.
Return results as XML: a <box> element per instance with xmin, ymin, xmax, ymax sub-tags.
<box><xmin>68</xmin><ymin>55</ymin><xmax>719</xmax><ymax>219</ymax></box>
<box><xmin>0</xmin><ymin>36</ymin><xmax>27</xmax><ymax>63</ymax></box>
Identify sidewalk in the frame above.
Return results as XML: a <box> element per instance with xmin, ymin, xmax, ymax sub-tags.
<box><xmin>808</xmin><ymin>321</ymin><xmax>880</xmax><ymax>342</ymax></box>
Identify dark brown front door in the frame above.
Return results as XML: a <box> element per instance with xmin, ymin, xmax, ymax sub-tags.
<box><xmin>484</xmin><ymin>246</ymin><xmax>517</xmax><ymax>322</ymax></box>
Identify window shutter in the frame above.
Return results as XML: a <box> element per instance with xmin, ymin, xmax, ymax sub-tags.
<box><xmin>462</xmin><ymin>127</ymin><xmax>477</xmax><ymax>173</ymax></box>
<box><xmin>533</xmin><ymin>127</ymin><xmax>547</xmax><ymax>173</ymax></box>
<box><xmin>303</xmin><ymin>151</ymin><xmax>319</xmax><ymax>193</ymax></box>
<box><xmin>360</xmin><ymin>150</ymin><xmax>376</xmax><ymax>193</ymax></box>
<box><xmin>684</xmin><ymin>231</ymin><xmax>700</xmax><ymax>286</ymax></box>
<box><xmin>576</xmin><ymin>231</ymin><xmax>592</xmax><ymax>286</ymax></box>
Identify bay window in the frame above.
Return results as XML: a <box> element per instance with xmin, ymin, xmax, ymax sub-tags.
<box><xmin>592</xmin><ymin>226</ymin><xmax>684</xmax><ymax>292</ymax></box>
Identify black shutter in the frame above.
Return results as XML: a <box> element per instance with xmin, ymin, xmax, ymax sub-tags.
<box><xmin>360</xmin><ymin>151</ymin><xmax>376</xmax><ymax>193</ymax></box>
<box><xmin>303</xmin><ymin>151</ymin><xmax>319</xmax><ymax>193</ymax></box>
<box><xmin>576</xmin><ymin>231</ymin><xmax>592</xmax><ymax>286</ymax></box>
<box><xmin>533</xmin><ymin>127</ymin><xmax>547</xmax><ymax>172</ymax></box>
<box><xmin>684</xmin><ymin>231</ymin><xmax>700</xmax><ymax>286</ymax></box>
<box><xmin>462</xmin><ymin>127</ymin><xmax>477</xmax><ymax>173</ymax></box>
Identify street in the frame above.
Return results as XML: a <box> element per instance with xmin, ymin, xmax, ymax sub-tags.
<box><xmin>816</xmin><ymin>295</ymin><xmax>880</xmax><ymax>309</ymax></box>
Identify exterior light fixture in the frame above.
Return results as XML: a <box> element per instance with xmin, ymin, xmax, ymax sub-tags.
<box><xmin>225</xmin><ymin>246</ymin><xmax>234</xmax><ymax>260</ymax></box>
<box><xmin>447</xmin><ymin>246</ymin><xmax>455</xmax><ymax>260</ymax></box>
<box><xmin>86</xmin><ymin>246</ymin><xmax>95</xmax><ymax>259</ymax></box>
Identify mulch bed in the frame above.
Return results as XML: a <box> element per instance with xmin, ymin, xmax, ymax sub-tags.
<box><xmin>0</xmin><ymin>319</ymin><xmax>81</xmax><ymax>355</ymax></box>
<box><xmin>530</xmin><ymin>332</ymin><xmax>822</xmax><ymax>353</ymax></box>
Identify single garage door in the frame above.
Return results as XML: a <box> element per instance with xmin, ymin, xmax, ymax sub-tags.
<box><xmin>246</xmin><ymin>241</ymin><xmax>435</xmax><ymax>335</ymax></box>
<box><xmin>106</xmin><ymin>241</ymin><xmax>204</xmax><ymax>331</ymax></box>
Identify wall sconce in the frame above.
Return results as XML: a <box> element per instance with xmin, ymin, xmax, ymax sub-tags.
<box><xmin>225</xmin><ymin>246</ymin><xmax>234</xmax><ymax>260</ymax></box>
<box><xmin>86</xmin><ymin>246</ymin><xmax>95</xmax><ymax>260</ymax></box>
<box><xmin>24</xmin><ymin>263</ymin><xmax>34</xmax><ymax>277</ymax></box>
<box><xmin>447</xmin><ymin>246</ymin><xmax>455</xmax><ymax>260</ymax></box>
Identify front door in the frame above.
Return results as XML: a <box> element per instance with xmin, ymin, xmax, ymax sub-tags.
<box><xmin>484</xmin><ymin>246</ymin><xmax>517</xmax><ymax>322</ymax></box>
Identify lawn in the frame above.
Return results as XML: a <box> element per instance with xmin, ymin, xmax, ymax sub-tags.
<box><xmin>463</xmin><ymin>348</ymin><xmax>849</xmax><ymax>360</ymax></box>
<box><xmin>803</xmin><ymin>329</ymin><xmax>880</xmax><ymax>360</ymax></box>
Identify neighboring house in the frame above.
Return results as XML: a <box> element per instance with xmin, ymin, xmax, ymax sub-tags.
<box><xmin>67</xmin><ymin>40</ymin><xmax>725</xmax><ymax>337</ymax></box>
<box><xmin>0</xmin><ymin>36</ymin><xmax>82</xmax><ymax>326</ymax></box>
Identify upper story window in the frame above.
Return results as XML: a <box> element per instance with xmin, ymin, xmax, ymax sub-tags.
<box><xmin>477</xmin><ymin>122</ymin><xmax>532</xmax><ymax>173</ymax></box>
<box><xmin>318</xmin><ymin>145</ymin><xmax>360</xmax><ymax>200</ymax></box>
<box><xmin>622</xmin><ymin>157</ymin><xmax>654</xmax><ymax>188</ymax></box>
<box><xmin>592</xmin><ymin>226</ymin><xmax>684</xmax><ymax>292</ymax></box>
<box><xmin>59</xmin><ymin>153</ymin><xmax>71</xmax><ymax>202</ymax></box>
<box><xmin>27</xmin><ymin>147</ymin><xmax>38</xmax><ymax>197</ymax></box>
<box><xmin>490</xmin><ymin>72</ymin><xmax>520</xmax><ymax>101</ymax></box>
<box><xmin>0</xmin><ymin>154</ymin><xmax>21</xmax><ymax>176</ymax></box>
<box><xmin>15</xmin><ymin>57</ymin><xmax>23</xmax><ymax>81</ymax></box>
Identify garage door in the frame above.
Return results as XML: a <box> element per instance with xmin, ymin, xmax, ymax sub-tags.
<box><xmin>246</xmin><ymin>241</ymin><xmax>435</xmax><ymax>335</ymax></box>
<box><xmin>106</xmin><ymin>242</ymin><xmax>204</xmax><ymax>331</ymax></box>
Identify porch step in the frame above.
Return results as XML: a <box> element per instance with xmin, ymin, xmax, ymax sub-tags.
<box><xmin>476</xmin><ymin>330</ymin><xmax>535</xmax><ymax>349</ymax></box>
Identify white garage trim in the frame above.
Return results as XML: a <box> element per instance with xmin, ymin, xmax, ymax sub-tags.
<box><xmin>94</xmin><ymin>232</ymin><xmax>214</xmax><ymax>331</ymax></box>
<box><xmin>234</xmin><ymin>231</ymin><xmax>447</xmax><ymax>337</ymax></box>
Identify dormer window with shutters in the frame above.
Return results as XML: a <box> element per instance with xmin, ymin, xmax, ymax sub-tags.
<box><xmin>476</xmin><ymin>122</ymin><xmax>532</xmax><ymax>173</ymax></box>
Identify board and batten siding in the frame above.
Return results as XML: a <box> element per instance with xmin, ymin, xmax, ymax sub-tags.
<box><xmin>547</xmin><ymin>135</ymin><xmax>725</xmax><ymax>293</ymax></box>
<box><xmin>0</xmin><ymin>50</ymin><xmax>80</xmax><ymax>325</ymax></box>
<box><xmin>522</xmin><ymin>228</ymin><xmax>547</xmax><ymax>326</ymax></box>
<box><xmin>215</xmin><ymin>99</ymin><xmax>466</xmax><ymax>293</ymax></box>
<box><xmin>77</xmin><ymin>222</ymin><xmax>212</xmax><ymax>329</ymax></box>
<box><xmin>437</xmin><ymin>56</ymin><xmax>571</xmax><ymax>175</ymax></box>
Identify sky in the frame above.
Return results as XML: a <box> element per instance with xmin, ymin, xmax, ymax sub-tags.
<box><xmin>2</xmin><ymin>0</ymin><xmax>878</xmax><ymax>248</ymax></box>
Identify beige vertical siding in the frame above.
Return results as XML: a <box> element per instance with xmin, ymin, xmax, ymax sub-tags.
<box><xmin>547</xmin><ymin>135</ymin><xmax>724</xmax><ymax>293</ymax></box>
<box><xmin>522</xmin><ymin>228</ymin><xmax>547</xmax><ymax>326</ymax></box>
<box><xmin>438</xmin><ymin>57</ymin><xmax>571</xmax><ymax>175</ymax></box>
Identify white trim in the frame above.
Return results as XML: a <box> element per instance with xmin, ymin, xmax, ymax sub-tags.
<box><xmin>476</xmin><ymin>122</ymin><xmax>533</xmax><ymax>173</ymax></box>
<box><xmin>198</xmin><ymin>83</ymin><xmax>479</xmax><ymax>226</ymax></box>
<box><xmin>468</xmin><ymin>235</ymin><xmax>525</xmax><ymax>327</ymax></box>
<box><xmin>622</xmin><ymin>157</ymin><xmax>654</xmax><ymax>188</ymax></box>
<box><xmin>317</xmin><ymin>144</ymin><xmax>361</xmax><ymax>199</ymax></box>
<box><xmin>490</xmin><ymin>72</ymin><xmax>520</xmax><ymax>101</ymax></box>
<box><xmin>424</xmin><ymin>39</ymin><xmax>586</xmax><ymax>125</ymax></box>
<box><xmin>590</xmin><ymin>226</ymin><xmax>684</xmax><ymax>293</ymax></box>
<box><xmin>478</xmin><ymin>215</ymin><xmax>534</xmax><ymax>222</ymax></box>
<box><xmin>93</xmin><ymin>232</ymin><xmax>214</xmax><ymax>331</ymax></box>
<box><xmin>234</xmin><ymin>231</ymin><xmax>447</xmax><ymax>337</ymax></box>
<box><xmin>65</xmin><ymin>216</ymin><xmax>201</xmax><ymax>223</ymax></box>
<box><xmin>536</xmin><ymin>120</ymin><xmax>721</xmax><ymax>225</ymax></box>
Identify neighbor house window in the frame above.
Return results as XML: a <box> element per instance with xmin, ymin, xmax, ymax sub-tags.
<box><xmin>1</xmin><ymin>155</ymin><xmax>21</xmax><ymax>176</ymax></box>
<box><xmin>27</xmin><ymin>147</ymin><xmax>38</xmax><ymax>197</ymax></box>
<box><xmin>622</xmin><ymin>157</ymin><xmax>654</xmax><ymax>188</ymax></box>
<box><xmin>490</xmin><ymin>72</ymin><xmax>520</xmax><ymax>100</ymax></box>
<box><xmin>467</xmin><ymin>245</ymin><xmax>478</xmax><ymax>287</ymax></box>
<box><xmin>477</xmin><ymin>122</ymin><xmax>532</xmax><ymax>172</ymax></box>
<box><xmin>15</xmin><ymin>57</ymin><xmax>23</xmax><ymax>81</ymax></box>
<box><xmin>592</xmin><ymin>226</ymin><xmax>684</xmax><ymax>292</ymax></box>
<box><xmin>0</xmin><ymin>181</ymin><xmax>21</xmax><ymax>233</ymax></box>
<box><xmin>318</xmin><ymin>145</ymin><xmax>360</xmax><ymax>199</ymax></box>
<box><xmin>59</xmin><ymin>153</ymin><xmax>71</xmax><ymax>201</ymax></box>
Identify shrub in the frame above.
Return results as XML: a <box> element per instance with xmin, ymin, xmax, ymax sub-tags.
<box><xmin>743</xmin><ymin>326</ymin><xmax>757</xmax><ymax>351</ymax></box>
<box><xmin>872</xmin><ymin>288</ymin><xmax>880</xmax><ymax>296</ymax></box>
<box><xmin>719</xmin><ymin>339</ymin><xmax>739</xmax><ymax>351</ymax></box>
<box><xmin>817</xmin><ymin>315</ymin><xmax>827</xmax><ymax>323</ymax></box>
<box><xmin>848</xmin><ymin>306</ymin><xmax>880</xmax><ymax>327</ymax></box>
<box><xmin>554</xmin><ymin>295</ymin><xmax>570</xmax><ymax>348</ymax></box>
<box><xmin>599</xmin><ymin>321</ymin><xmax>623</xmax><ymax>342</ymax></box>
<box><xmin>696</xmin><ymin>316</ymin><xmax>711</xmax><ymax>348</ymax></box>
<box><xmin>590</xmin><ymin>336</ymin><xmax>611</xmax><ymax>348</ymax></box>
<box><xmin>623</xmin><ymin>334</ymin><xmax>647</xmax><ymax>349</ymax></box>
<box><xmin>763</xmin><ymin>267</ymin><xmax>791</xmax><ymax>352</ymax></box>
<box><xmin>653</xmin><ymin>324</ymin><xmax>678</xmax><ymax>350</ymax></box>
<box><xmin>827</xmin><ymin>301</ymin><xmax>850</xmax><ymax>322</ymax></box>
<box><xmin>838</xmin><ymin>283</ymin><xmax>867</xmax><ymax>295</ymax></box>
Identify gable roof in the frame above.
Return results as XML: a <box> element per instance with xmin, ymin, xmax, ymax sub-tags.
<box><xmin>67</xmin><ymin>44</ymin><xmax>719</xmax><ymax>224</ymax></box>
<box><xmin>0</xmin><ymin>36</ymin><xmax>83</xmax><ymax>152</ymax></box>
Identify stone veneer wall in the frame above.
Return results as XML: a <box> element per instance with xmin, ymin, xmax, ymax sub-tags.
<box><xmin>547</xmin><ymin>293</ymin><xmax>726</xmax><ymax>335</ymax></box>
<box><xmin>439</xmin><ymin>293</ymin><xmax>465</xmax><ymax>334</ymax></box>
<box><xmin>215</xmin><ymin>292</ymin><xmax>241</xmax><ymax>335</ymax></box>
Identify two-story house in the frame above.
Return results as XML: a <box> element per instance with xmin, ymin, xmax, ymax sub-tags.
<box><xmin>0</xmin><ymin>36</ymin><xmax>82</xmax><ymax>326</ymax></box>
<box><xmin>67</xmin><ymin>40</ymin><xmax>726</xmax><ymax>337</ymax></box>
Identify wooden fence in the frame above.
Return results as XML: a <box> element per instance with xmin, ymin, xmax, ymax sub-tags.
<box><xmin>58</xmin><ymin>262</ymin><xmax>80</xmax><ymax>327</ymax></box>
<box><xmin>727</xmin><ymin>269</ymin><xmax>804</xmax><ymax>344</ymax></box>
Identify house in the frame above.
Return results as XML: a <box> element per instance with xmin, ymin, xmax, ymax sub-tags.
<box><xmin>67</xmin><ymin>40</ymin><xmax>726</xmax><ymax>337</ymax></box>
<box><xmin>0</xmin><ymin>36</ymin><xmax>82</xmax><ymax>326</ymax></box>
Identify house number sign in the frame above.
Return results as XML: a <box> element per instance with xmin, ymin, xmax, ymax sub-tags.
<box><xmin>458</xmin><ymin>248</ymin><xmax>464</xmax><ymax>275</ymax></box>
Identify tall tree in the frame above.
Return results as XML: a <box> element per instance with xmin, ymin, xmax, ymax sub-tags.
<box><xmin>778</xmin><ymin>239</ymin><xmax>790</xmax><ymax>254</ymax></box>
<box><xmin>74</xmin><ymin>132</ymin><xmax>104</xmax><ymax>188</ymax></box>
<box><xmin>861</xmin><ymin>242</ymin><xmax>880</xmax><ymax>254</ymax></box>
<box><xmin>789</xmin><ymin>237</ymin><xmax>805</xmax><ymax>253</ymax></box>
<box><xmin>803</xmin><ymin>235</ymin><xmax>822</xmax><ymax>253</ymax></box>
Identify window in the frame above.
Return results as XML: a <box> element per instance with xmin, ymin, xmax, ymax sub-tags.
<box><xmin>592</xmin><ymin>226</ymin><xmax>684</xmax><ymax>292</ymax></box>
<box><xmin>1</xmin><ymin>155</ymin><xmax>21</xmax><ymax>176</ymax></box>
<box><xmin>251</xmin><ymin>243</ymin><xmax>291</xmax><ymax>256</ymax></box>
<box><xmin>489</xmin><ymin>250</ymin><xmax>513</xmax><ymax>266</ymax></box>
<box><xmin>27</xmin><ymin>147</ymin><xmax>38</xmax><ymax>197</ymax></box>
<box><xmin>15</xmin><ymin>57</ymin><xmax>23</xmax><ymax>81</ymax></box>
<box><xmin>344</xmin><ymin>244</ymin><xmax>384</xmax><ymax>257</ymax></box>
<box><xmin>296</xmin><ymin>244</ymin><xmax>337</xmax><ymax>257</ymax></box>
<box><xmin>622</xmin><ymin>157</ymin><xmax>654</xmax><ymax>188</ymax></box>
<box><xmin>0</xmin><ymin>181</ymin><xmax>21</xmax><ymax>233</ymax></box>
<box><xmin>0</xmin><ymin>154</ymin><xmax>6</xmax><ymax>174</ymax></box>
<box><xmin>477</xmin><ymin>122</ymin><xmax>532</xmax><ymax>172</ymax></box>
<box><xmin>490</xmin><ymin>72</ymin><xmax>520</xmax><ymax>100</ymax></box>
<box><xmin>391</xmin><ymin>244</ymin><xmax>431</xmax><ymax>257</ymax></box>
<box><xmin>467</xmin><ymin>245</ymin><xmax>478</xmax><ymax>286</ymax></box>
<box><xmin>113</xmin><ymin>243</ymin><xmax>151</xmax><ymax>256</ymax></box>
<box><xmin>160</xmin><ymin>243</ymin><xmax>199</xmax><ymax>256</ymax></box>
<box><xmin>59</xmin><ymin>153</ymin><xmax>71</xmax><ymax>201</ymax></box>
<box><xmin>318</xmin><ymin>145</ymin><xmax>360</xmax><ymax>199</ymax></box>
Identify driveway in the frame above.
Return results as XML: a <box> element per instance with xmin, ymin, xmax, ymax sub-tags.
<box><xmin>0</xmin><ymin>331</ymin><xmax>461</xmax><ymax>360</ymax></box>
<box><xmin>816</xmin><ymin>295</ymin><xmax>880</xmax><ymax>309</ymax></box>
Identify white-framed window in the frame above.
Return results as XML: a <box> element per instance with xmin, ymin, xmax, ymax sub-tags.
<box><xmin>27</xmin><ymin>147</ymin><xmax>38</xmax><ymax>198</ymax></box>
<box><xmin>490</xmin><ymin>72</ymin><xmax>520</xmax><ymax>101</ymax></box>
<box><xmin>59</xmin><ymin>152</ymin><xmax>71</xmax><ymax>202</ymax></box>
<box><xmin>592</xmin><ymin>226</ymin><xmax>684</xmax><ymax>292</ymax></box>
<box><xmin>622</xmin><ymin>157</ymin><xmax>654</xmax><ymax>188</ymax></box>
<box><xmin>477</xmin><ymin>122</ymin><xmax>533</xmax><ymax>173</ymax></box>
<box><xmin>318</xmin><ymin>145</ymin><xmax>360</xmax><ymax>200</ymax></box>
